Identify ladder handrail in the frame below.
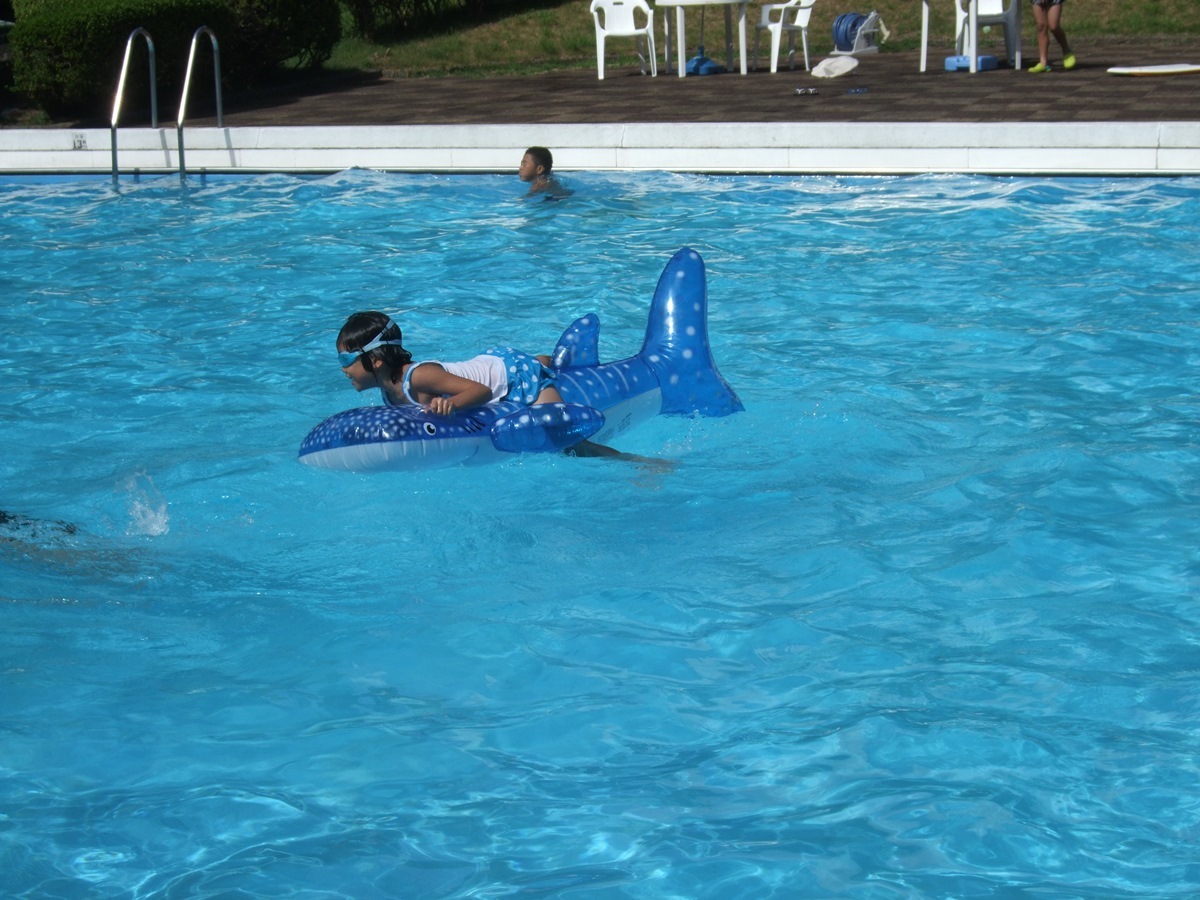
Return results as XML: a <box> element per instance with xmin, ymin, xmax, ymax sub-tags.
<box><xmin>177</xmin><ymin>26</ymin><xmax>223</xmax><ymax>182</ymax></box>
<box><xmin>110</xmin><ymin>27</ymin><xmax>158</xmax><ymax>183</ymax></box>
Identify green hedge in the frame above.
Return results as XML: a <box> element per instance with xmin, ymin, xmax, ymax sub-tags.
<box><xmin>11</xmin><ymin>0</ymin><xmax>236</xmax><ymax>114</ymax></box>
<box><xmin>10</xmin><ymin>0</ymin><xmax>339</xmax><ymax>115</ymax></box>
<box><xmin>226</xmin><ymin>0</ymin><xmax>339</xmax><ymax>73</ymax></box>
<box><xmin>342</xmin><ymin>0</ymin><xmax>529</xmax><ymax>41</ymax></box>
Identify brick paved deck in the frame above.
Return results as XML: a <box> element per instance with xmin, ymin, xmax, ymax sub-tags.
<box><xmin>171</xmin><ymin>38</ymin><xmax>1200</xmax><ymax>129</ymax></box>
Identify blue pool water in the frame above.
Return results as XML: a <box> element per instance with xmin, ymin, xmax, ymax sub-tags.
<box><xmin>2</xmin><ymin>171</ymin><xmax>1198</xmax><ymax>898</ymax></box>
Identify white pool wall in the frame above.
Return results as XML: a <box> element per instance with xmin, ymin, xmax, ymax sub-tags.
<box><xmin>2</xmin><ymin>122</ymin><xmax>1199</xmax><ymax>176</ymax></box>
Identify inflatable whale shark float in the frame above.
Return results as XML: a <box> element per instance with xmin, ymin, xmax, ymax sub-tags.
<box><xmin>298</xmin><ymin>247</ymin><xmax>743</xmax><ymax>472</ymax></box>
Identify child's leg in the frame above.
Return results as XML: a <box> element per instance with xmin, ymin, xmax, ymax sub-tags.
<box><xmin>530</xmin><ymin>382</ymin><xmax>656</xmax><ymax>462</ymax></box>
<box><xmin>1047</xmin><ymin>4</ymin><xmax>1070</xmax><ymax>54</ymax></box>
<box><xmin>568</xmin><ymin>439</ymin><xmax>674</xmax><ymax>470</ymax></box>
<box><xmin>1031</xmin><ymin>3</ymin><xmax>1050</xmax><ymax>65</ymax></box>
<box><xmin>529</xmin><ymin>360</ymin><xmax>668</xmax><ymax>467</ymax></box>
<box><xmin>534</xmin><ymin>384</ymin><xmax>564</xmax><ymax>404</ymax></box>
<box><xmin>534</xmin><ymin>355</ymin><xmax>561</xmax><ymax>405</ymax></box>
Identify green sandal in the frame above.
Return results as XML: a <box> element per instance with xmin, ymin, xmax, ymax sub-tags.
<box><xmin>1028</xmin><ymin>62</ymin><xmax>1051</xmax><ymax>73</ymax></box>
<box><xmin>1063</xmin><ymin>54</ymin><xmax>1077</xmax><ymax>70</ymax></box>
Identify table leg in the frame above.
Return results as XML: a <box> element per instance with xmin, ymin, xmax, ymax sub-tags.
<box><xmin>968</xmin><ymin>0</ymin><xmax>978</xmax><ymax>73</ymax></box>
<box><xmin>736</xmin><ymin>3</ymin><xmax>747</xmax><ymax>74</ymax></box>
<box><xmin>1013</xmin><ymin>1</ymin><xmax>1021</xmax><ymax>69</ymax></box>
<box><xmin>677</xmin><ymin>7</ymin><xmax>687</xmax><ymax>77</ymax></box>
<box><xmin>920</xmin><ymin>0</ymin><xmax>929</xmax><ymax>72</ymax></box>
<box><xmin>663</xmin><ymin>9</ymin><xmax>672</xmax><ymax>75</ymax></box>
<box><xmin>722</xmin><ymin>6</ymin><xmax>734</xmax><ymax>71</ymax></box>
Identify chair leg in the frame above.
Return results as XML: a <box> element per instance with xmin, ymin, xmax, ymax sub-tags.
<box><xmin>786</xmin><ymin>32</ymin><xmax>795</xmax><ymax>71</ymax></box>
<box><xmin>770</xmin><ymin>25</ymin><xmax>782</xmax><ymax>74</ymax></box>
<box><xmin>596</xmin><ymin>34</ymin><xmax>605</xmax><ymax>80</ymax></box>
<box><xmin>632</xmin><ymin>34</ymin><xmax>657</xmax><ymax>76</ymax></box>
<box><xmin>802</xmin><ymin>28</ymin><xmax>810</xmax><ymax>71</ymax></box>
<box><xmin>1003</xmin><ymin>22</ymin><xmax>1019</xmax><ymax>67</ymax></box>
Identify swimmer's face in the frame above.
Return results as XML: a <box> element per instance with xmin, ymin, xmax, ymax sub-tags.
<box><xmin>518</xmin><ymin>153</ymin><xmax>543</xmax><ymax>183</ymax></box>
<box><xmin>339</xmin><ymin>347</ymin><xmax>378</xmax><ymax>393</ymax></box>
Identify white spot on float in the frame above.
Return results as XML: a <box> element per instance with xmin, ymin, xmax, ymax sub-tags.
<box><xmin>686</xmin><ymin>326</ymin><xmax>696</xmax><ymax>336</ymax></box>
<box><xmin>669</xmin><ymin>374</ymin><xmax>680</xmax><ymax>385</ymax></box>
<box><xmin>682</xmin><ymin>349</ymin><xmax>694</xmax><ymax>359</ymax></box>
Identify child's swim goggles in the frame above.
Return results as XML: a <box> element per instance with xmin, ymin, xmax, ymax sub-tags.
<box><xmin>338</xmin><ymin>319</ymin><xmax>404</xmax><ymax>367</ymax></box>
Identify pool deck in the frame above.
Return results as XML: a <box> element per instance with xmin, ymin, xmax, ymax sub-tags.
<box><xmin>3</xmin><ymin>38</ymin><xmax>1200</xmax><ymax>176</ymax></box>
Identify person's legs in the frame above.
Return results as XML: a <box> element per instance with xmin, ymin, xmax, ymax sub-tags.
<box><xmin>527</xmin><ymin>382</ymin><xmax>612</xmax><ymax>457</ymax></box>
<box><xmin>530</xmin><ymin>379</ymin><xmax>670</xmax><ymax>466</ymax></box>
<box><xmin>1047</xmin><ymin>3</ymin><xmax>1074</xmax><ymax>66</ymax></box>
<box><xmin>567</xmin><ymin>439</ymin><xmax>676</xmax><ymax>470</ymax></box>
<box><xmin>530</xmin><ymin>356</ymin><xmax>671</xmax><ymax>467</ymax></box>
<box><xmin>1030</xmin><ymin>2</ymin><xmax>1050</xmax><ymax>69</ymax></box>
<box><xmin>534</xmin><ymin>383</ymin><xmax>564</xmax><ymax>404</ymax></box>
<box><xmin>532</xmin><ymin>356</ymin><xmax>563</xmax><ymax>405</ymax></box>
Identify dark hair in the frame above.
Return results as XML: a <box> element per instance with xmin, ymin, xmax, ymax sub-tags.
<box><xmin>338</xmin><ymin>311</ymin><xmax>412</xmax><ymax>372</ymax></box>
<box><xmin>525</xmin><ymin>146</ymin><xmax>553</xmax><ymax>175</ymax></box>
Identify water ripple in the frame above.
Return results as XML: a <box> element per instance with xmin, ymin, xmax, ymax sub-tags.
<box><xmin>1</xmin><ymin>171</ymin><xmax>1197</xmax><ymax>898</ymax></box>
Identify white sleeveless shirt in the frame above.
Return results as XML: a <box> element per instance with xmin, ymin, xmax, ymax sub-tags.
<box><xmin>393</xmin><ymin>355</ymin><xmax>509</xmax><ymax>406</ymax></box>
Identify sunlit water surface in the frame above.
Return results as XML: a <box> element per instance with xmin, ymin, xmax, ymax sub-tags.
<box><xmin>2</xmin><ymin>171</ymin><xmax>1198</xmax><ymax>898</ymax></box>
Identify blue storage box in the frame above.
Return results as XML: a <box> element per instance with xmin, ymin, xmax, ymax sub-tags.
<box><xmin>944</xmin><ymin>54</ymin><xmax>998</xmax><ymax>71</ymax></box>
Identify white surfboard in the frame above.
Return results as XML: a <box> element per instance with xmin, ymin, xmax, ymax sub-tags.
<box><xmin>1108</xmin><ymin>64</ymin><xmax>1200</xmax><ymax>77</ymax></box>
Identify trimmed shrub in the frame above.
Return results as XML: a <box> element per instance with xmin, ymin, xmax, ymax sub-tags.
<box><xmin>11</xmin><ymin>0</ymin><xmax>236</xmax><ymax>115</ymax></box>
<box><xmin>224</xmin><ymin>0</ymin><xmax>339</xmax><ymax>79</ymax></box>
<box><xmin>1</xmin><ymin>2</ymin><xmax>13</xmax><ymax>88</ymax></box>
<box><xmin>10</xmin><ymin>0</ymin><xmax>339</xmax><ymax>116</ymax></box>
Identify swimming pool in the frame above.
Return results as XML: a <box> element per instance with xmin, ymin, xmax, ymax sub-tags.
<box><xmin>2</xmin><ymin>170</ymin><xmax>1198</xmax><ymax>897</ymax></box>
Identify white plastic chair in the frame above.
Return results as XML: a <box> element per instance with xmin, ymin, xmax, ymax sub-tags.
<box><xmin>753</xmin><ymin>0</ymin><xmax>818</xmax><ymax>73</ymax></box>
<box><xmin>955</xmin><ymin>0</ymin><xmax>1021</xmax><ymax>67</ymax></box>
<box><xmin>590</xmin><ymin>0</ymin><xmax>657</xmax><ymax>81</ymax></box>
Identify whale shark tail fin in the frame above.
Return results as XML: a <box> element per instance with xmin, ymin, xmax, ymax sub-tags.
<box><xmin>551</xmin><ymin>314</ymin><xmax>601</xmax><ymax>368</ymax></box>
<box><xmin>641</xmin><ymin>247</ymin><xmax>744</xmax><ymax>417</ymax></box>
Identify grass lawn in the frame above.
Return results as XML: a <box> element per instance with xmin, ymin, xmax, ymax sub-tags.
<box><xmin>2</xmin><ymin>0</ymin><xmax>1196</xmax><ymax>125</ymax></box>
<box><xmin>327</xmin><ymin>0</ymin><xmax>1200</xmax><ymax>78</ymax></box>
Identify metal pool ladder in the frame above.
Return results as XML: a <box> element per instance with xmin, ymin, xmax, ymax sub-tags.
<box><xmin>177</xmin><ymin>26</ymin><xmax>223</xmax><ymax>182</ymax></box>
<box><xmin>109</xmin><ymin>25</ymin><xmax>223</xmax><ymax>183</ymax></box>
<box><xmin>110</xmin><ymin>27</ymin><xmax>158</xmax><ymax>183</ymax></box>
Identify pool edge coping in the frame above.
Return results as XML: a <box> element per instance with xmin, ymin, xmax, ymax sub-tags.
<box><xmin>3</xmin><ymin>121</ymin><xmax>1200</xmax><ymax>176</ymax></box>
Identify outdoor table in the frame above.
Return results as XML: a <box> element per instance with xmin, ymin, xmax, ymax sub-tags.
<box><xmin>656</xmin><ymin>0</ymin><xmax>749</xmax><ymax>78</ymax></box>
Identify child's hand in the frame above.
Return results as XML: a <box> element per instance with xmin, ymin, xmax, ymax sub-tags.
<box><xmin>426</xmin><ymin>396</ymin><xmax>456</xmax><ymax>416</ymax></box>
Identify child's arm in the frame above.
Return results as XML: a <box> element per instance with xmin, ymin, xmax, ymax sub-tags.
<box><xmin>407</xmin><ymin>363</ymin><xmax>493</xmax><ymax>415</ymax></box>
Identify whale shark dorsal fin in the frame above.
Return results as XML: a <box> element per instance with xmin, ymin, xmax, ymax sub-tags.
<box><xmin>551</xmin><ymin>314</ymin><xmax>600</xmax><ymax>368</ymax></box>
